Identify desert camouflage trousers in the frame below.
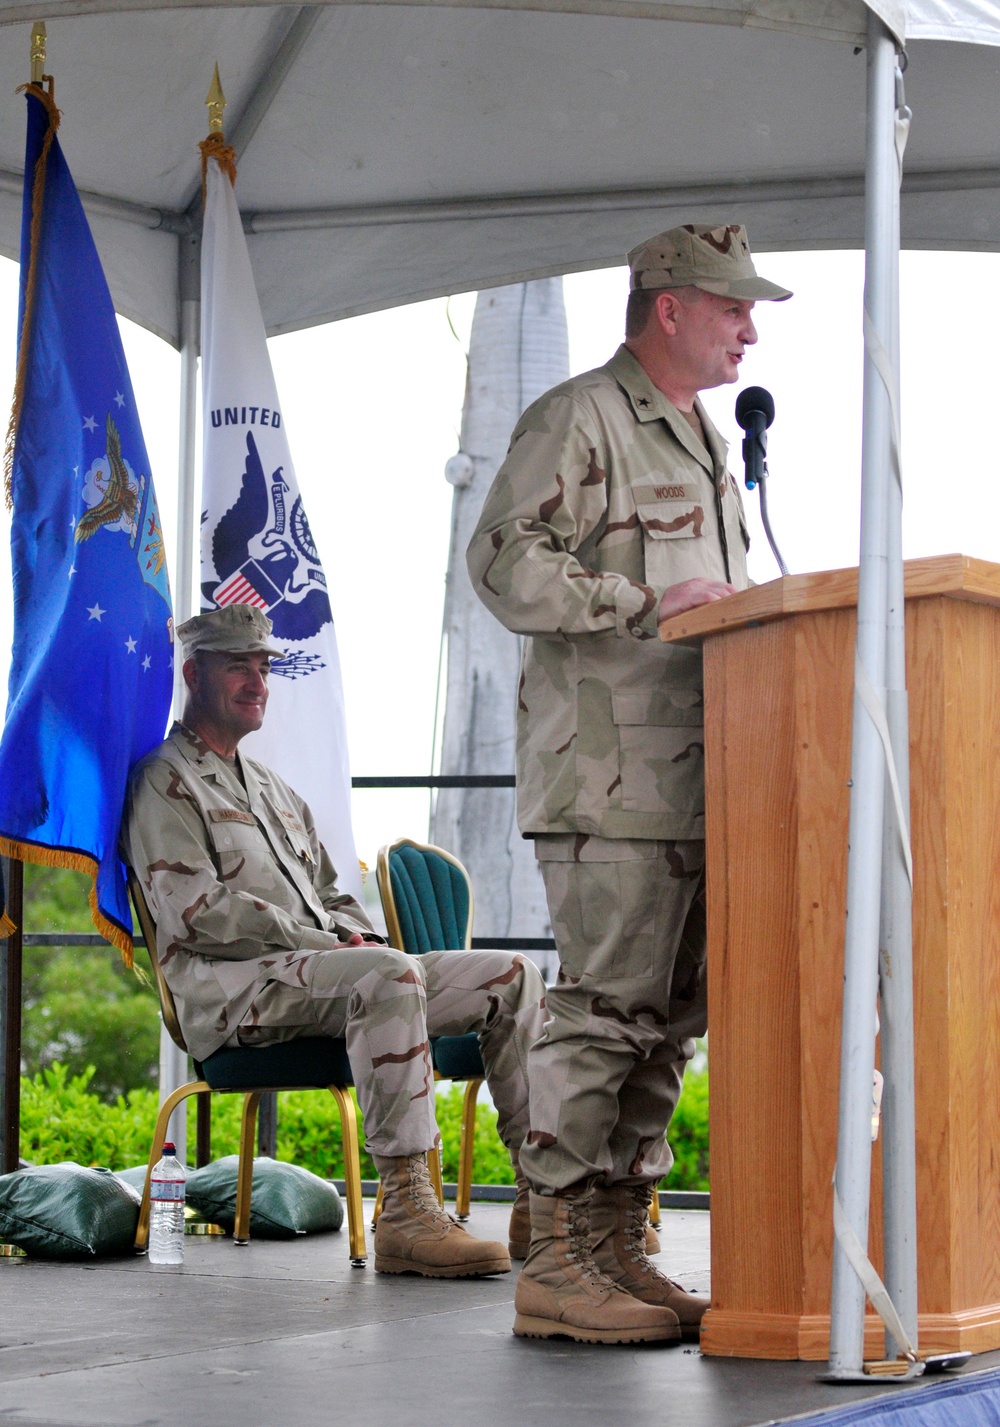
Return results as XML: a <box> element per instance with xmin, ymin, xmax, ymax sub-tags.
<box><xmin>522</xmin><ymin>834</ymin><xmax>707</xmax><ymax>1193</ymax></box>
<box><xmin>231</xmin><ymin>945</ymin><xmax>547</xmax><ymax>1159</ymax></box>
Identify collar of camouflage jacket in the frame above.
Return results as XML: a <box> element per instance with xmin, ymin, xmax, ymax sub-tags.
<box><xmin>167</xmin><ymin>723</ymin><xmax>327</xmax><ymax>923</ymax></box>
<box><xmin>606</xmin><ymin>344</ymin><xmax>729</xmax><ymax>482</ymax></box>
<box><xmin>169</xmin><ymin>721</ymin><xmax>269</xmax><ymax>804</ymax></box>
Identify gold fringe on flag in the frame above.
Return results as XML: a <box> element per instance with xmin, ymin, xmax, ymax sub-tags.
<box><xmin>3</xmin><ymin>80</ymin><xmax>60</xmax><ymax>511</ymax></box>
<box><xmin>0</xmin><ymin>837</ymin><xmax>134</xmax><ymax>967</ymax></box>
<box><xmin>199</xmin><ymin>132</ymin><xmax>237</xmax><ymax>205</ymax></box>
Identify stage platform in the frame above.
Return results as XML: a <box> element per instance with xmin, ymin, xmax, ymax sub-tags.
<box><xmin>2</xmin><ymin>1202</ymin><xmax>999</xmax><ymax>1427</ymax></box>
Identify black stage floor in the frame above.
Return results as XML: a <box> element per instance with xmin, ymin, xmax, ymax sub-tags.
<box><xmin>2</xmin><ymin>1203</ymin><xmax>997</xmax><ymax>1427</ymax></box>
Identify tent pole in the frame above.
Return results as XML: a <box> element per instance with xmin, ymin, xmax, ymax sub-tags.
<box><xmin>827</xmin><ymin>10</ymin><xmax>897</xmax><ymax>1376</ymax></box>
<box><xmin>157</xmin><ymin>229</ymin><xmax>201</xmax><ymax>1163</ymax></box>
<box><xmin>878</xmin><ymin>54</ymin><xmax>918</xmax><ymax>1361</ymax></box>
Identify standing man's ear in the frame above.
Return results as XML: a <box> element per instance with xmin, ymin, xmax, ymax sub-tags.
<box><xmin>654</xmin><ymin>290</ymin><xmax>685</xmax><ymax>337</ymax></box>
<box><xmin>182</xmin><ymin>656</ymin><xmax>198</xmax><ymax>694</ymax></box>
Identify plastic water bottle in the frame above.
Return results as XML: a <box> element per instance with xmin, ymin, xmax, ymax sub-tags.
<box><xmin>148</xmin><ymin>1141</ymin><xmax>186</xmax><ymax>1265</ymax></box>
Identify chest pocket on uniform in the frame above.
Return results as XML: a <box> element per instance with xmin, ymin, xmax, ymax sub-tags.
<box><xmin>273</xmin><ymin>806</ymin><xmax>314</xmax><ymax>865</ymax></box>
<box><xmin>207</xmin><ymin>810</ymin><xmax>260</xmax><ymax>850</ymax></box>
<box><xmin>635</xmin><ymin>500</ymin><xmax>705</xmax><ymax>541</ymax></box>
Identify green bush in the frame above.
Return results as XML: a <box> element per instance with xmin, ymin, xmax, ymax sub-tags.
<box><xmin>21</xmin><ymin>866</ymin><xmax>160</xmax><ymax>1101</ymax></box>
<box><xmin>663</xmin><ymin>1068</ymin><xmax>708</xmax><ymax>1191</ymax></box>
<box><xmin>18</xmin><ymin>1064</ymin><xmax>709</xmax><ymax>1191</ymax></box>
<box><xmin>20</xmin><ymin>1063</ymin><xmax>162</xmax><ymax>1168</ymax></box>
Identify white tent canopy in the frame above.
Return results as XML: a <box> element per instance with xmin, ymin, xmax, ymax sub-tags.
<box><xmin>0</xmin><ymin>0</ymin><xmax>998</xmax><ymax>344</ymax></box>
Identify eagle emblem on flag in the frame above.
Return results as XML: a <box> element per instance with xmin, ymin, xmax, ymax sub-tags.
<box><xmin>203</xmin><ymin>431</ymin><xmax>332</xmax><ymax>644</ymax></box>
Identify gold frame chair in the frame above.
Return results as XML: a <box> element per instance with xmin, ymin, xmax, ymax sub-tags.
<box><xmin>376</xmin><ymin>837</ymin><xmax>485</xmax><ymax>1221</ymax></box>
<box><xmin>127</xmin><ymin>871</ymin><xmax>368</xmax><ymax>1264</ymax></box>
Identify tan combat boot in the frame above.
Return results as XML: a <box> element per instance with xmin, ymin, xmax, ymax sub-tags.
<box><xmin>508</xmin><ymin>1150</ymin><xmax>530</xmax><ymax>1260</ymax></box>
<box><xmin>590</xmin><ymin>1183</ymin><xmax>708</xmax><ymax>1341</ymax></box>
<box><xmin>373</xmin><ymin>1153</ymin><xmax>510</xmax><ymax>1278</ymax></box>
<box><xmin>513</xmin><ymin>1189</ymin><xmax>681</xmax><ymax>1345</ymax></box>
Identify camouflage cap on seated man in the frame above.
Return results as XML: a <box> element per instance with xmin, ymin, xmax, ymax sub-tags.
<box><xmin>176</xmin><ymin>604</ymin><xmax>285</xmax><ymax>660</ymax></box>
<box><xmin>627</xmin><ymin>223</ymin><xmax>792</xmax><ymax>301</ymax></box>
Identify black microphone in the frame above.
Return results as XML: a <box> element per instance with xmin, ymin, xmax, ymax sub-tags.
<box><xmin>735</xmin><ymin>386</ymin><xmax>775</xmax><ymax>491</ymax></box>
<box><xmin>734</xmin><ymin>385</ymin><xmax>787</xmax><ymax>576</ymax></box>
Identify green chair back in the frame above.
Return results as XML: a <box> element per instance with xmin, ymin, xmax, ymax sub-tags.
<box><xmin>388</xmin><ymin>843</ymin><xmax>471</xmax><ymax>954</ymax></box>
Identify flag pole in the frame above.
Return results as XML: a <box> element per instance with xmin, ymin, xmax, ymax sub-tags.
<box><xmin>158</xmin><ymin>67</ymin><xmax>224</xmax><ymax>1161</ymax></box>
<box><xmin>29</xmin><ymin>19</ymin><xmax>45</xmax><ymax>84</ymax></box>
<box><xmin>1</xmin><ymin>23</ymin><xmax>45</xmax><ymax>1179</ymax></box>
<box><xmin>0</xmin><ymin>858</ymin><xmax>24</xmax><ymax>1176</ymax></box>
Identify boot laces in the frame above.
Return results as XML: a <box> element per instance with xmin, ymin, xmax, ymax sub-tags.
<box><xmin>624</xmin><ymin>1192</ymin><xmax>665</xmax><ymax>1278</ymax></box>
<box><xmin>406</xmin><ymin>1156</ymin><xmax>455</xmax><ymax>1227</ymax></box>
<box><xmin>564</xmin><ymin>1199</ymin><xmax>604</xmax><ymax>1284</ymax></box>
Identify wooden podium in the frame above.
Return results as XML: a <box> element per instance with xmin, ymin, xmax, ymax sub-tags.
<box><xmin>659</xmin><ymin>554</ymin><xmax>1000</xmax><ymax>1361</ymax></box>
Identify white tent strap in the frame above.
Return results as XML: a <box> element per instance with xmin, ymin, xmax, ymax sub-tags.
<box><xmin>863</xmin><ymin>306</ymin><xmax>902</xmax><ymax>495</ymax></box>
<box><xmin>853</xmin><ymin>653</ymin><xmax>913</xmax><ymax>886</ymax></box>
<box><xmin>833</xmin><ymin>1174</ymin><xmax>917</xmax><ymax>1361</ymax></box>
<box><xmin>861</xmin><ymin>75</ymin><xmax>909</xmax><ymax>497</ymax></box>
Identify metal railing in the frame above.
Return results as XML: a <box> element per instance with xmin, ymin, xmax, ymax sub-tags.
<box><xmin>10</xmin><ymin>773</ymin><xmax>554</xmax><ymax>953</ymax></box>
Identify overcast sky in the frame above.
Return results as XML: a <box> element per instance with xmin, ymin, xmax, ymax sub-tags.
<box><xmin>1</xmin><ymin>247</ymin><xmax>998</xmax><ymax>868</ymax></box>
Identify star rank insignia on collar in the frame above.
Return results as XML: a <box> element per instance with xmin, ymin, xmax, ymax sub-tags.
<box><xmin>636</xmin><ymin>396</ymin><xmax>650</xmax><ymax>408</ymax></box>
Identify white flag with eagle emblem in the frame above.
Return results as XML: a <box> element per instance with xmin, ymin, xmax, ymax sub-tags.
<box><xmin>200</xmin><ymin>154</ymin><xmax>362</xmax><ymax>901</ymax></box>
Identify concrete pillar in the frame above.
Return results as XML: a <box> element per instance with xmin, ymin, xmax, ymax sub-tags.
<box><xmin>432</xmin><ymin>280</ymin><xmax>569</xmax><ymax>980</ymax></box>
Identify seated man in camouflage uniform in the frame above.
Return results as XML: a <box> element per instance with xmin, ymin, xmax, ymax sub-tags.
<box><xmin>122</xmin><ymin>604</ymin><xmax>546</xmax><ymax>1279</ymax></box>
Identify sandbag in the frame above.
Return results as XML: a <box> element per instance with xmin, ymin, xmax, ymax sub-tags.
<box><xmin>113</xmin><ymin>1164</ymin><xmax>150</xmax><ymax>1193</ymax></box>
<box><xmin>0</xmin><ymin>1163</ymin><xmax>140</xmax><ymax>1259</ymax></box>
<box><xmin>186</xmin><ymin>1156</ymin><xmax>343</xmax><ymax>1238</ymax></box>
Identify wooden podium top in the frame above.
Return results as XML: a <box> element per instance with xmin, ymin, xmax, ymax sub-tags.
<box><xmin>658</xmin><ymin>553</ymin><xmax>1000</xmax><ymax>646</ymax></box>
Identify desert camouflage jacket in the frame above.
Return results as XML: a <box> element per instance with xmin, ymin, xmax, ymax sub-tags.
<box><xmin>122</xmin><ymin>722</ymin><xmax>375</xmax><ymax>1061</ymax></box>
<box><xmin>467</xmin><ymin>344</ymin><xmax>750</xmax><ymax>841</ymax></box>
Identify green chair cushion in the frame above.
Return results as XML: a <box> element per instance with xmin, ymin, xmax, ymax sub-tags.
<box><xmin>0</xmin><ymin>1163</ymin><xmax>140</xmax><ymax>1259</ymax></box>
<box><xmin>389</xmin><ymin>845</ymin><xmax>470</xmax><ymax>954</ymax></box>
<box><xmin>197</xmin><ymin>1036</ymin><xmax>353</xmax><ymax>1090</ymax></box>
<box><xmin>185</xmin><ymin>1156</ymin><xmax>343</xmax><ymax>1238</ymax></box>
<box><xmin>432</xmin><ymin>1034</ymin><xmax>485</xmax><ymax>1080</ymax></box>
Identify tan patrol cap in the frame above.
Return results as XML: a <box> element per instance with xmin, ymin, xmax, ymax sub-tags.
<box><xmin>627</xmin><ymin>224</ymin><xmax>791</xmax><ymax>301</ymax></box>
<box><xmin>176</xmin><ymin>605</ymin><xmax>284</xmax><ymax>660</ymax></box>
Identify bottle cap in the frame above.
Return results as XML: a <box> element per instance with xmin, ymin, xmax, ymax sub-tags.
<box><xmin>162</xmin><ymin>1142</ymin><xmax>176</xmax><ymax>1154</ymax></box>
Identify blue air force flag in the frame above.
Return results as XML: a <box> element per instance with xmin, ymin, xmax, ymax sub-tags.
<box><xmin>200</xmin><ymin>154</ymin><xmax>361</xmax><ymax>901</ymax></box>
<box><xmin>0</xmin><ymin>86</ymin><xmax>173</xmax><ymax>957</ymax></box>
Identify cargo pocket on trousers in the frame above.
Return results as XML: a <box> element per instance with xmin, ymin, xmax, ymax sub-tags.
<box><xmin>568</xmin><ymin>859</ymin><xmax>657</xmax><ymax>982</ymax></box>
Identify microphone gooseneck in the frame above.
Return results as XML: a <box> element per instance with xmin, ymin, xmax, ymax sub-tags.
<box><xmin>734</xmin><ymin>385</ymin><xmax>788</xmax><ymax>577</ymax></box>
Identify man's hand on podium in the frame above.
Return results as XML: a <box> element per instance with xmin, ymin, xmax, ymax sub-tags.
<box><xmin>657</xmin><ymin>578</ymin><xmax>737</xmax><ymax>624</ymax></box>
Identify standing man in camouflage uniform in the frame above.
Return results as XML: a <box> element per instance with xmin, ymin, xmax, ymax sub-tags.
<box><xmin>468</xmin><ymin>225</ymin><xmax>791</xmax><ymax>1343</ymax></box>
<box><xmin>123</xmin><ymin>604</ymin><xmax>546</xmax><ymax>1279</ymax></box>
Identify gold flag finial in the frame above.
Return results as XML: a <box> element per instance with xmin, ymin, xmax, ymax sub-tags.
<box><xmin>30</xmin><ymin>21</ymin><xmax>46</xmax><ymax>84</ymax></box>
<box><xmin>206</xmin><ymin>63</ymin><xmax>226</xmax><ymax>135</ymax></box>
